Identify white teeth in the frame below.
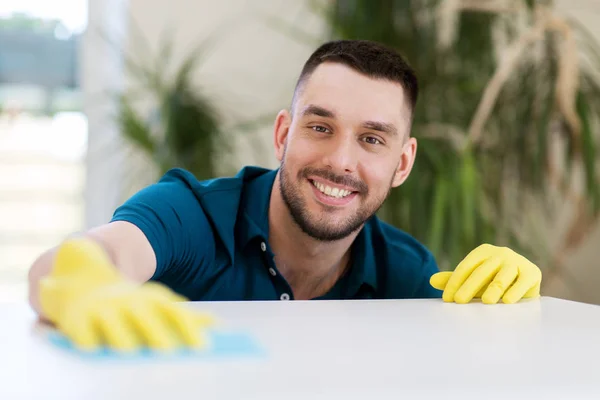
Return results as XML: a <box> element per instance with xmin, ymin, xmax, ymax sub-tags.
<box><xmin>311</xmin><ymin>180</ymin><xmax>352</xmax><ymax>199</ymax></box>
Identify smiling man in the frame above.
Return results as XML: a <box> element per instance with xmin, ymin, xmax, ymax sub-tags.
<box><xmin>28</xmin><ymin>40</ymin><xmax>542</xmax><ymax>351</ymax></box>
<box><xmin>268</xmin><ymin>52</ymin><xmax>427</xmax><ymax>301</ymax></box>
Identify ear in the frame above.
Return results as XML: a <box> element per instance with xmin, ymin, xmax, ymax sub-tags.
<box><xmin>391</xmin><ymin>136</ymin><xmax>417</xmax><ymax>187</ymax></box>
<box><xmin>273</xmin><ymin>109</ymin><xmax>292</xmax><ymax>162</ymax></box>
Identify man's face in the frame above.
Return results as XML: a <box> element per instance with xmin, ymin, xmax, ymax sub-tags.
<box><xmin>274</xmin><ymin>62</ymin><xmax>417</xmax><ymax>241</ymax></box>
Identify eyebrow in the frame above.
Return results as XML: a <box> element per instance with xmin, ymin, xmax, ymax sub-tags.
<box><xmin>300</xmin><ymin>104</ymin><xmax>335</xmax><ymax>119</ymax></box>
<box><xmin>300</xmin><ymin>103</ymin><xmax>398</xmax><ymax>138</ymax></box>
<box><xmin>362</xmin><ymin>121</ymin><xmax>398</xmax><ymax>137</ymax></box>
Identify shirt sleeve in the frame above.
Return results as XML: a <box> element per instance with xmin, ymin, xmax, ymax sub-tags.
<box><xmin>110</xmin><ymin>170</ymin><xmax>216</xmax><ymax>293</ymax></box>
<box><xmin>414</xmin><ymin>251</ymin><xmax>443</xmax><ymax>298</ymax></box>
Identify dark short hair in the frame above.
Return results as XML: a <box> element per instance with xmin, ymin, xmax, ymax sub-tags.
<box><xmin>292</xmin><ymin>39</ymin><xmax>419</xmax><ymax>114</ymax></box>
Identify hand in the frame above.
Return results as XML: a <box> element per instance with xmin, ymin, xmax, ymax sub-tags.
<box><xmin>429</xmin><ymin>244</ymin><xmax>542</xmax><ymax>304</ymax></box>
<box><xmin>39</xmin><ymin>238</ymin><xmax>214</xmax><ymax>352</ymax></box>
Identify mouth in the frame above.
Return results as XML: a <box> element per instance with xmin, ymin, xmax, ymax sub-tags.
<box><xmin>308</xmin><ymin>178</ymin><xmax>359</xmax><ymax>207</ymax></box>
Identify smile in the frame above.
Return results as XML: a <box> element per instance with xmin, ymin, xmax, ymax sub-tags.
<box><xmin>307</xmin><ymin>178</ymin><xmax>359</xmax><ymax>207</ymax></box>
<box><xmin>310</xmin><ymin>179</ymin><xmax>354</xmax><ymax>198</ymax></box>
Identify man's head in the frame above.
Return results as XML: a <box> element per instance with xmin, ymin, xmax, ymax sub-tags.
<box><xmin>273</xmin><ymin>40</ymin><xmax>419</xmax><ymax>241</ymax></box>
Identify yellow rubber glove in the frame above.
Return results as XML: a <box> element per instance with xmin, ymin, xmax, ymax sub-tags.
<box><xmin>429</xmin><ymin>244</ymin><xmax>542</xmax><ymax>304</ymax></box>
<box><xmin>39</xmin><ymin>237</ymin><xmax>215</xmax><ymax>352</ymax></box>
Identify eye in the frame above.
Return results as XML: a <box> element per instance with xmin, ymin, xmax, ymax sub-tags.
<box><xmin>363</xmin><ymin>136</ymin><xmax>383</xmax><ymax>145</ymax></box>
<box><xmin>311</xmin><ymin>125</ymin><xmax>330</xmax><ymax>133</ymax></box>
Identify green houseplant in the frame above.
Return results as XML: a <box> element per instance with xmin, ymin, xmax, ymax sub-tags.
<box><xmin>271</xmin><ymin>0</ymin><xmax>600</xmax><ymax>290</ymax></box>
<box><xmin>116</xmin><ymin>32</ymin><xmax>229</xmax><ymax>182</ymax></box>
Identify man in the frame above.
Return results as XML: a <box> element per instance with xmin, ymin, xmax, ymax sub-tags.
<box><xmin>28</xmin><ymin>40</ymin><xmax>542</xmax><ymax>352</ymax></box>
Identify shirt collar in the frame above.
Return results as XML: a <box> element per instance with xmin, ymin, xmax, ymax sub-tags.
<box><xmin>236</xmin><ymin>167</ymin><xmax>278</xmax><ymax>248</ymax></box>
<box><xmin>236</xmin><ymin>166</ymin><xmax>378</xmax><ymax>293</ymax></box>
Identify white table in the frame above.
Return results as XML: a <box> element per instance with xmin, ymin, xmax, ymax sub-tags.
<box><xmin>2</xmin><ymin>297</ymin><xmax>600</xmax><ymax>400</ymax></box>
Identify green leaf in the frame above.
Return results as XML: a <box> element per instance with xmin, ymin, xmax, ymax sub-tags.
<box><xmin>117</xmin><ymin>97</ymin><xmax>156</xmax><ymax>155</ymax></box>
<box><xmin>576</xmin><ymin>92</ymin><xmax>600</xmax><ymax>213</ymax></box>
<box><xmin>460</xmin><ymin>152</ymin><xmax>477</xmax><ymax>246</ymax></box>
<box><xmin>428</xmin><ymin>174</ymin><xmax>449</xmax><ymax>258</ymax></box>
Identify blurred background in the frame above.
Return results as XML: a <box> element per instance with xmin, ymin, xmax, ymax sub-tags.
<box><xmin>1</xmin><ymin>0</ymin><xmax>599</xmax><ymax>304</ymax></box>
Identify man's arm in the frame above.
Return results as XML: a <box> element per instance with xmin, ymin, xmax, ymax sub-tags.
<box><xmin>27</xmin><ymin>221</ymin><xmax>156</xmax><ymax>318</ymax></box>
<box><xmin>30</xmin><ymin>168</ymin><xmax>217</xmax><ymax>320</ymax></box>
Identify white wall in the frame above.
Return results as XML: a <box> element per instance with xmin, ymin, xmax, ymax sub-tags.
<box><xmin>83</xmin><ymin>0</ymin><xmax>328</xmax><ymax>226</ymax></box>
<box><xmin>124</xmin><ymin>0</ymin><xmax>328</xmax><ymax>171</ymax></box>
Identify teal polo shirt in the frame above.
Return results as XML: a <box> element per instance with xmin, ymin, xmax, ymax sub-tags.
<box><xmin>111</xmin><ymin>166</ymin><xmax>442</xmax><ymax>301</ymax></box>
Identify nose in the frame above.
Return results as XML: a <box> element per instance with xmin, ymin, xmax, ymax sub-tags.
<box><xmin>322</xmin><ymin>133</ymin><xmax>358</xmax><ymax>174</ymax></box>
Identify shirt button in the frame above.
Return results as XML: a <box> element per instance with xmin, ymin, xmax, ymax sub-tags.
<box><xmin>268</xmin><ymin>268</ymin><xmax>277</xmax><ymax>276</ymax></box>
<box><xmin>260</xmin><ymin>242</ymin><xmax>267</xmax><ymax>252</ymax></box>
<box><xmin>280</xmin><ymin>293</ymin><xmax>290</xmax><ymax>301</ymax></box>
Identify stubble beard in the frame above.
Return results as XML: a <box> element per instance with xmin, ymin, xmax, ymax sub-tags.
<box><xmin>278</xmin><ymin>156</ymin><xmax>393</xmax><ymax>242</ymax></box>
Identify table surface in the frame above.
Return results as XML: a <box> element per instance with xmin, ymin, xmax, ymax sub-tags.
<box><xmin>2</xmin><ymin>296</ymin><xmax>600</xmax><ymax>400</ymax></box>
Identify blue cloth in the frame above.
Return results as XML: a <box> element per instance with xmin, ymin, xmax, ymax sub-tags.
<box><xmin>47</xmin><ymin>329</ymin><xmax>265</xmax><ymax>360</ymax></box>
<box><xmin>111</xmin><ymin>166</ymin><xmax>442</xmax><ymax>301</ymax></box>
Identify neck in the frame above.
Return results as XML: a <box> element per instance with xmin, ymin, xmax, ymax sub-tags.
<box><xmin>268</xmin><ymin>173</ymin><xmax>360</xmax><ymax>299</ymax></box>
